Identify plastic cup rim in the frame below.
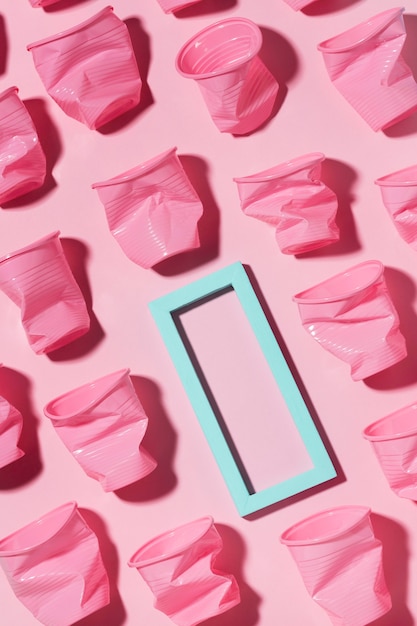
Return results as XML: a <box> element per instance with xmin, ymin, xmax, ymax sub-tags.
<box><xmin>233</xmin><ymin>152</ymin><xmax>325</xmax><ymax>184</ymax></box>
<box><xmin>280</xmin><ymin>505</ymin><xmax>371</xmax><ymax>546</ymax></box>
<box><xmin>128</xmin><ymin>516</ymin><xmax>214</xmax><ymax>568</ymax></box>
<box><xmin>0</xmin><ymin>86</ymin><xmax>19</xmax><ymax>104</ymax></box>
<box><xmin>0</xmin><ymin>501</ymin><xmax>78</xmax><ymax>556</ymax></box>
<box><xmin>175</xmin><ymin>17</ymin><xmax>262</xmax><ymax>80</ymax></box>
<box><xmin>0</xmin><ymin>231</ymin><xmax>61</xmax><ymax>266</ymax></box>
<box><xmin>92</xmin><ymin>147</ymin><xmax>178</xmax><ymax>189</ymax></box>
<box><xmin>44</xmin><ymin>368</ymin><xmax>131</xmax><ymax>421</ymax></box>
<box><xmin>292</xmin><ymin>260</ymin><xmax>384</xmax><ymax>304</ymax></box>
<box><xmin>317</xmin><ymin>7</ymin><xmax>404</xmax><ymax>53</ymax></box>
<box><xmin>375</xmin><ymin>164</ymin><xmax>417</xmax><ymax>187</ymax></box>
<box><xmin>27</xmin><ymin>5</ymin><xmax>115</xmax><ymax>51</ymax></box>
<box><xmin>363</xmin><ymin>403</ymin><xmax>417</xmax><ymax>441</ymax></box>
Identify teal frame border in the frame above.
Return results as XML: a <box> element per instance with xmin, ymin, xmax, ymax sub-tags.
<box><xmin>149</xmin><ymin>262</ymin><xmax>336</xmax><ymax>516</ymax></box>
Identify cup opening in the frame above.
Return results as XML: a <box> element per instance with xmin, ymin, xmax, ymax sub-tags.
<box><xmin>233</xmin><ymin>152</ymin><xmax>325</xmax><ymax>184</ymax></box>
<box><xmin>128</xmin><ymin>516</ymin><xmax>213</xmax><ymax>567</ymax></box>
<box><xmin>176</xmin><ymin>18</ymin><xmax>262</xmax><ymax>79</ymax></box>
<box><xmin>0</xmin><ymin>502</ymin><xmax>77</xmax><ymax>556</ymax></box>
<box><xmin>293</xmin><ymin>261</ymin><xmax>383</xmax><ymax>304</ymax></box>
<box><xmin>317</xmin><ymin>7</ymin><xmax>404</xmax><ymax>53</ymax></box>
<box><xmin>0</xmin><ymin>86</ymin><xmax>19</xmax><ymax>105</ymax></box>
<box><xmin>364</xmin><ymin>404</ymin><xmax>417</xmax><ymax>441</ymax></box>
<box><xmin>27</xmin><ymin>5</ymin><xmax>114</xmax><ymax>50</ymax></box>
<box><xmin>280</xmin><ymin>506</ymin><xmax>370</xmax><ymax>545</ymax></box>
<box><xmin>375</xmin><ymin>164</ymin><xmax>417</xmax><ymax>187</ymax></box>
<box><xmin>92</xmin><ymin>148</ymin><xmax>177</xmax><ymax>189</ymax></box>
<box><xmin>44</xmin><ymin>369</ymin><xmax>130</xmax><ymax>420</ymax></box>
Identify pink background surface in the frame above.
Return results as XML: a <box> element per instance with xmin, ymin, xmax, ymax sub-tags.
<box><xmin>2</xmin><ymin>0</ymin><xmax>417</xmax><ymax>624</ymax></box>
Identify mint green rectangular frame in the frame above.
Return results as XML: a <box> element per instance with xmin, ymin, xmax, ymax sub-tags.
<box><xmin>149</xmin><ymin>262</ymin><xmax>336</xmax><ymax>516</ymax></box>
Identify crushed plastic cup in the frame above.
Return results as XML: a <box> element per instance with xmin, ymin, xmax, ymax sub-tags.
<box><xmin>156</xmin><ymin>0</ymin><xmax>203</xmax><ymax>13</ymax></box>
<box><xmin>375</xmin><ymin>164</ymin><xmax>417</xmax><ymax>250</ymax></box>
<box><xmin>0</xmin><ymin>231</ymin><xmax>90</xmax><ymax>355</ymax></box>
<box><xmin>234</xmin><ymin>152</ymin><xmax>339</xmax><ymax>254</ymax></box>
<box><xmin>280</xmin><ymin>506</ymin><xmax>392</xmax><ymax>626</ymax></box>
<box><xmin>317</xmin><ymin>8</ymin><xmax>417</xmax><ymax>131</ymax></box>
<box><xmin>92</xmin><ymin>147</ymin><xmax>203</xmax><ymax>269</ymax></box>
<box><xmin>363</xmin><ymin>403</ymin><xmax>417</xmax><ymax>500</ymax></box>
<box><xmin>0</xmin><ymin>393</ymin><xmax>24</xmax><ymax>469</ymax></box>
<box><xmin>43</xmin><ymin>368</ymin><xmax>157</xmax><ymax>491</ymax></box>
<box><xmin>293</xmin><ymin>260</ymin><xmax>407</xmax><ymax>381</ymax></box>
<box><xmin>282</xmin><ymin>0</ymin><xmax>319</xmax><ymax>10</ymax></box>
<box><xmin>0</xmin><ymin>502</ymin><xmax>110</xmax><ymax>626</ymax></box>
<box><xmin>29</xmin><ymin>0</ymin><xmax>62</xmax><ymax>6</ymax></box>
<box><xmin>175</xmin><ymin>18</ymin><xmax>279</xmax><ymax>135</ymax></box>
<box><xmin>0</xmin><ymin>86</ymin><xmax>46</xmax><ymax>205</ymax></box>
<box><xmin>27</xmin><ymin>6</ymin><xmax>142</xmax><ymax>130</ymax></box>
<box><xmin>128</xmin><ymin>516</ymin><xmax>240</xmax><ymax>626</ymax></box>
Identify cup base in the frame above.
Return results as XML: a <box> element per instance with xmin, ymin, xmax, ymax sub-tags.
<box><xmin>352</xmin><ymin>340</ymin><xmax>407</xmax><ymax>381</ymax></box>
<box><xmin>93</xmin><ymin>448</ymin><xmax>157</xmax><ymax>492</ymax></box>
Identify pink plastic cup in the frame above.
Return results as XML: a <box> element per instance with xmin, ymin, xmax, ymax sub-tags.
<box><xmin>175</xmin><ymin>18</ymin><xmax>279</xmax><ymax>135</ymax></box>
<box><xmin>0</xmin><ymin>231</ymin><xmax>90</xmax><ymax>355</ymax></box>
<box><xmin>92</xmin><ymin>147</ymin><xmax>203</xmax><ymax>269</ymax></box>
<box><xmin>375</xmin><ymin>165</ymin><xmax>417</xmax><ymax>250</ymax></box>
<box><xmin>0</xmin><ymin>502</ymin><xmax>110</xmax><ymax>626</ymax></box>
<box><xmin>0</xmin><ymin>87</ymin><xmax>46</xmax><ymax>205</ymax></box>
<box><xmin>363</xmin><ymin>403</ymin><xmax>417</xmax><ymax>500</ymax></box>
<box><xmin>280</xmin><ymin>506</ymin><xmax>392</xmax><ymax>626</ymax></box>
<box><xmin>234</xmin><ymin>152</ymin><xmax>339</xmax><ymax>254</ymax></box>
<box><xmin>156</xmin><ymin>0</ymin><xmax>202</xmax><ymax>14</ymax></box>
<box><xmin>128</xmin><ymin>516</ymin><xmax>240</xmax><ymax>626</ymax></box>
<box><xmin>317</xmin><ymin>8</ymin><xmax>417</xmax><ymax>131</ymax></box>
<box><xmin>28</xmin><ymin>0</ymin><xmax>61</xmax><ymax>6</ymax></box>
<box><xmin>0</xmin><ymin>394</ymin><xmax>24</xmax><ymax>469</ymax></box>
<box><xmin>293</xmin><ymin>260</ymin><xmax>407</xmax><ymax>381</ymax></box>
<box><xmin>282</xmin><ymin>0</ymin><xmax>319</xmax><ymax>10</ymax></box>
<box><xmin>27</xmin><ymin>6</ymin><xmax>142</xmax><ymax>130</ymax></box>
<box><xmin>43</xmin><ymin>368</ymin><xmax>157</xmax><ymax>492</ymax></box>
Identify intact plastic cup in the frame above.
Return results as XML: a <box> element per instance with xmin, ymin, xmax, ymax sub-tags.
<box><xmin>234</xmin><ymin>152</ymin><xmax>339</xmax><ymax>254</ymax></box>
<box><xmin>27</xmin><ymin>6</ymin><xmax>142</xmax><ymax>130</ymax></box>
<box><xmin>0</xmin><ymin>394</ymin><xmax>24</xmax><ymax>469</ymax></box>
<box><xmin>317</xmin><ymin>8</ymin><xmax>417</xmax><ymax>131</ymax></box>
<box><xmin>175</xmin><ymin>18</ymin><xmax>279</xmax><ymax>135</ymax></box>
<box><xmin>364</xmin><ymin>403</ymin><xmax>417</xmax><ymax>500</ymax></box>
<box><xmin>0</xmin><ymin>231</ymin><xmax>90</xmax><ymax>355</ymax></box>
<box><xmin>92</xmin><ymin>147</ymin><xmax>203</xmax><ymax>269</ymax></box>
<box><xmin>280</xmin><ymin>506</ymin><xmax>392</xmax><ymax>626</ymax></box>
<box><xmin>0</xmin><ymin>86</ymin><xmax>46</xmax><ymax>205</ymax></box>
<box><xmin>128</xmin><ymin>516</ymin><xmax>240</xmax><ymax>626</ymax></box>
<box><xmin>375</xmin><ymin>165</ymin><xmax>417</xmax><ymax>250</ymax></box>
<box><xmin>43</xmin><ymin>368</ymin><xmax>157</xmax><ymax>492</ymax></box>
<box><xmin>293</xmin><ymin>260</ymin><xmax>407</xmax><ymax>381</ymax></box>
<box><xmin>156</xmin><ymin>0</ymin><xmax>202</xmax><ymax>13</ymax></box>
<box><xmin>0</xmin><ymin>502</ymin><xmax>110</xmax><ymax>626</ymax></box>
<box><xmin>282</xmin><ymin>0</ymin><xmax>319</xmax><ymax>10</ymax></box>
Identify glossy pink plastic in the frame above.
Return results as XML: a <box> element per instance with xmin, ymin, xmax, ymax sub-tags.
<box><xmin>175</xmin><ymin>18</ymin><xmax>279</xmax><ymax>135</ymax></box>
<box><xmin>43</xmin><ymin>369</ymin><xmax>157</xmax><ymax>491</ymax></box>
<box><xmin>293</xmin><ymin>260</ymin><xmax>407</xmax><ymax>381</ymax></box>
<box><xmin>156</xmin><ymin>0</ymin><xmax>202</xmax><ymax>13</ymax></box>
<box><xmin>234</xmin><ymin>153</ymin><xmax>339</xmax><ymax>254</ymax></box>
<box><xmin>29</xmin><ymin>0</ymin><xmax>61</xmax><ymax>6</ymax></box>
<box><xmin>128</xmin><ymin>516</ymin><xmax>240</xmax><ymax>626</ymax></box>
<box><xmin>0</xmin><ymin>394</ymin><xmax>24</xmax><ymax>469</ymax></box>
<box><xmin>92</xmin><ymin>147</ymin><xmax>203</xmax><ymax>269</ymax></box>
<box><xmin>364</xmin><ymin>403</ymin><xmax>417</xmax><ymax>500</ymax></box>
<box><xmin>280</xmin><ymin>506</ymin><xmax>392</xmax><ymax>626</ymax></box>
<box><xmin>0</xmin><ymin>87</ymin><xmax>46</xmax><ymax>205</ymax></box>
<box><xmin>282</xmin><ymin>0</ymin><xmax>319</xmax><ymax>10</ymax></box>
<box><xmin>317</xmin><ymin>8</ymin><xmax>417</xmax><ymax>131</ymax></box>
<box><xmin>375</xmin><ymin>165</ymin><xmax>417</xmax><ymax>250</ymax></box>
<box><xmin>27</xmin><ymin>6</ymin><xmax>142</xmax><ymax>130</ymax></box>
<box><xmin>0</xmin><ymin>231</ymin><xmax>90</xmax><ymax>355</ymax></box>
<box><xmin>0</xmin><ymin>502</ymin><xmax>110</xmax><ymax>626</ymax></box>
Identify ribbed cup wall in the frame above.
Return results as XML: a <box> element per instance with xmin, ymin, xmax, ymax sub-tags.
<box><xmin>0</xmin><ymin>397</ymin><xmax>24</xmax><ymax>468</ymax></box>
<box><xmin>0</xmin><ymin>88</ymin><xmax>46</xmax><ymax>204</ymax></box>
<box><xmin>28</xmin><ymin>8</ymin><xmax>141</xmax><ymax>129</ymax></box>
